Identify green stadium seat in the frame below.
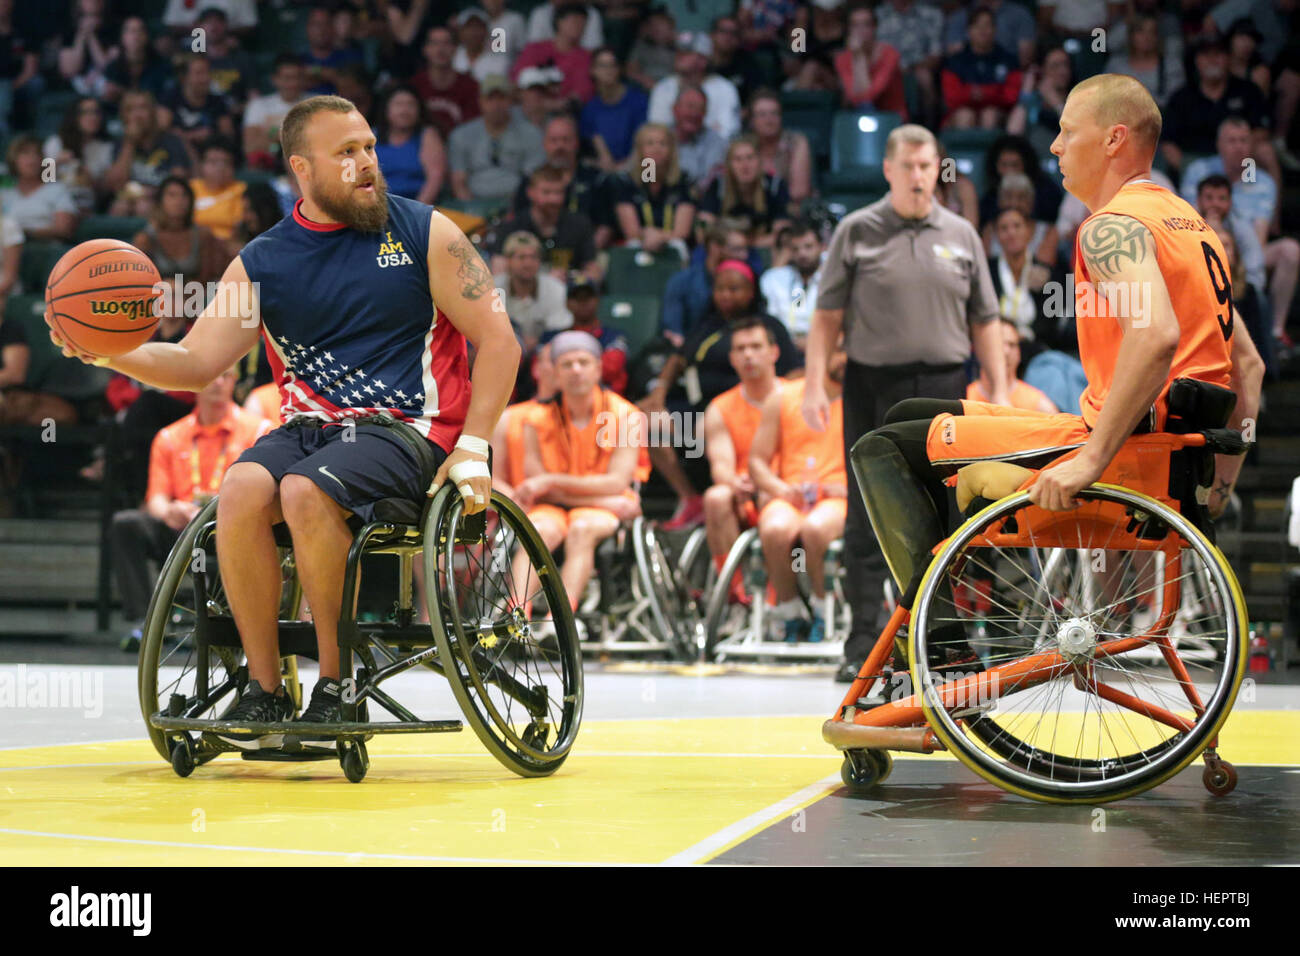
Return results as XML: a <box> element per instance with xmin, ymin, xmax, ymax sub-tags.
<box><xmin>35</xmin><ymin>91</ymin><xmax>80</xmax><ymax>139</ymax></box>
<box><xmin>948</xmin><ymin>148</ymin><xmax>989</xmax><ymax>196</ymax></box>
<box><xmin>825</xmin><ymin>111</ymin><xmax>901</xmax><ymax>191</ymax></box>
<box><xmin>779</xmin><ymin>90</ymin><xmax>837</xmax><ymax>114</ymax></box>
<box><xmin>940</xmin><ymin>128</ymin><xmax>1003</xmax><ymax>153</ymax></box>
<box><xmin>600</xmin><ymin>294</ymin><xmax>661</xmax><ymax>358</ymax></box>
<box><xmin>782</xmin><ymin>108</ymin><xmax>833</xmax><ymax>163</ymax></box>
<box><xmin>821</xmin><ymin>192</ymin><xmax>885</xmax><ymax>217</ymax></box>
<box><xmin>18</xmin><ymin>240</ymin><xmax>72</xmax><ymax>293</ymax></box>
<box><xmin>74</xmin><ymin>215</ymin><xmax>148</xmax><ymax>244</ymax></box>
<box><xmin>604</xmin><ymin>247</ymin><xmax>685</xmax><ymax>297</ymax></box>
<box><xmin>5</xmin><ymin>293</ymin><xmax>59</xmax><ymax>389</ymax></box>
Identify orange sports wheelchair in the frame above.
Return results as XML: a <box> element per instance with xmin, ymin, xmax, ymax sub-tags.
<box><xmin>824</xmin><ymin>383</ymin><xmax>1250</xmax><ymax>804</ymax></box>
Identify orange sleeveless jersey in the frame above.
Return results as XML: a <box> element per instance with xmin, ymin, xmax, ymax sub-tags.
<box><xmin>1075</xmin><ymin>182</ymin><xmax>1234</xmax><ymax>428</ymax></box>
<box><xmin>775</xmin><ymin>379</ymin><xmax>846</xmax><ymax>486</ymax></box>
<box><xmin>966</xmin><ymin>379</ymin><xmax>1053</xmax><ymax>412</ymax></box>
<box><xmin>708</xmin><ymin>380</ymin><xmax>780</xmax><ymax>476</ymax></box>
<box><xmin>529</xmin><ymin>390</ymin><xmax>651</xmax><ymax>482</ymax></box>
<box><xmin>504</xmin><ymin>400</ymin><xmax>545</xmax><ymax>487</ymax></box>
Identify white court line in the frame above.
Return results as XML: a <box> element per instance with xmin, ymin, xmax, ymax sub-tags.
<box><xmin>0</xmin><ymin>827</ymin><xmax>627</xmax><ymax>866</ymax></box>
<box><xmin>660</xmin><ymin>772</ymin><xmax>842</xmax><ymax>866</ymax></box>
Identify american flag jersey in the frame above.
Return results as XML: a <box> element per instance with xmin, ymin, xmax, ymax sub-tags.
<box><xmin>239</xmin><ymin>194</ymin><xmax>470</xmax><ymax>452</ymax></box>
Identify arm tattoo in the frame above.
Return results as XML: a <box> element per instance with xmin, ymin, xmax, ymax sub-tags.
<box><xmin>1080</xmin><ymin>214</ymin><xmax>1152</xmax><ymax>281</ymax></box>
<box><xmin>447</xmin><ymin>234</ymin><xmax>493</xmax><ymax>300</ymax></box>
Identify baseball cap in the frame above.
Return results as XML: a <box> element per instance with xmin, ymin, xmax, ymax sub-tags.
<box><xmin>566</xmin><ymin>276</ymin><xmax>598</xmax><ymax>297</ymax></box>
<box><xmin>480</xmin><ymin>74</ymin><xmax>513</xmax><ymax>96</ymax></box>
<box><xmin>518</xmin><ymin>66</ymin><xmax>565</xmax><ymax>89</ymax></box>
<box><xmin>676</xmin><ymin>31</ymin><xmax>713</xmax><ymax>57</ymax></box>
<box><xmin>550</xmin><ymin>329</ymin><xmax>603</xmax><ymax>360</ymax></box>
<box><xmin>456</xmin><ymin>7</ymin><xmax>490</xmax><ymax>27</ymax></box>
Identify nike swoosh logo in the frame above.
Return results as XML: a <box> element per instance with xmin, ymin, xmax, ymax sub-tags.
<box><xmin>318</xmin><ymin>466</ymin><xmax>346</xmax><ymax>490</ymax></box>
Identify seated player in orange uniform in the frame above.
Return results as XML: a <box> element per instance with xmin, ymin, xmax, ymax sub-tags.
<box><xmin>512</xmin><ymin>331</ymin><xmax>648</xmax><ymax>610</ymax></box>
<box><xmin>702</xmin><ymin>317</ymin><xmax>785</xmax><ymax>602</ymax></box>
<box><xmin>491</xmin><ymin>343</ymin><xmax>558</xmax><ymax>500</ymax></box>
<box><xmin>747</xmin><ymin>349</ymin><xmax>849</xmax><ymax>643</ymax></box>
<box><xmin>965</xmin><ymin>318</ymin><xmax>1058</xmax><ymax>414</ymax></box>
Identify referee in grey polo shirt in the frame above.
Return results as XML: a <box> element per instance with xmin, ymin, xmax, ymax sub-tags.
<box><xmin>803</xmin><ymin>124</ymin><xmax>1008</xmax><ymax>682</ymax></box>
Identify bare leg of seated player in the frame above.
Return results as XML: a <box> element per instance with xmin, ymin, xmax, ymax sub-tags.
<box><xmin>703</xmin><ymin>484</ymin><xmax>742</xmax><ymax>563</ymax></box>
<box><xmin>510</xmin><ymin>510</ymin><xmax>567</xmax><ymax>613</ymax></box>
<box><xmin>559</xmin><ymin>510</ymin><xmax>621</xmax><ymax>608</ymax></box>
<box><xmin>279</xmin><ymin>474</ymin><xmax>354</xmax><ymax>681</ymax></box>
<box><xmin>798</xmin><ymin>503</ymin><xmax>844</xmax><ymax>602</ymax></box>
<box><xmin>759</xmin><ymin>502</ymin><xmax>806</xmax><ymax>639</ymax></box>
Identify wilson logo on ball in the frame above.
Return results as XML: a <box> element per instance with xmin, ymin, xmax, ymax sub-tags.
<box><xmin>88</xmin><ymin>298</ymin><xmax>155</xmax><ymax>321</ymax></box>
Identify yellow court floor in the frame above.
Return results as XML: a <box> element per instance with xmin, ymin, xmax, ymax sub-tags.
<box><xmin>1</xmin><ymin>708</ymin><xmax>1298</xmax><ymax>866</ymax></box>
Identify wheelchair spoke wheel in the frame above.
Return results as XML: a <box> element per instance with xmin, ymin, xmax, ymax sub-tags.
<box><xmin>912</xmin><ymin>486</ymin><xmax>1247</xmax><ymax>803</ymax></box>
<box><xmin>703</xmin><ymin>527</ymin><xmax>759</xmax><ymax>659</ymax></box>
<box><xmin>138</xmin><ymin>497</ymin><xmax>301</xmax><ymax>762</ymax></box>
<box><xmin>425</xmin><ymin>486</ymin><xmax>583</xmax><ymax>777</ymax></box>
<box><xmin>634</xmin><ymin>517</ymin><xmax>702</xmax><ymax>661</ymax></box>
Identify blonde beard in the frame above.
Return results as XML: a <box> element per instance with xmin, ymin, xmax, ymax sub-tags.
<box><xmin>311</xmin><ymin>174</ymin><xmax>390</xmax><ymax>232</ymax></box>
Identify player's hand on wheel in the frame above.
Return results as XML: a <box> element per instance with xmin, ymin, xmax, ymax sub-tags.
<box><xmin>1028</xmin><ymin>454</ymin><xmax>1105</xmax><ymax>512</ymax></box>
<box><xmin>430</xmin><ymin>445</ymin><xmax>492</xmax><ymax>515</ymax></box>
<box><xmin>45</xmin><ymin>306</ymin><xmax>109</xmax><ymax>366</ymax></box>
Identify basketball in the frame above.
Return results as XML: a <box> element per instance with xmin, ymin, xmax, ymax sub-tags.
<box><xmin>44</xmin><ymin>239</ymin><xmax>162</xmax><ymax>358</ymax></box>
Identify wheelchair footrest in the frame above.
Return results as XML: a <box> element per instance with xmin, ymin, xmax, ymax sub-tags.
<box><xmin>240</xmin><ymin>749</ymin><xmax>338</xmax><ymax>762</ymax></box>
<box><xmin>822</xmin><ymin>719</ymin><xmax>944</xmax><ymax>754</ymax></box>
<box><xmin>151</xmin><ymin>714</ymin><xmax>464</xmax><ymax>736</ymax></box>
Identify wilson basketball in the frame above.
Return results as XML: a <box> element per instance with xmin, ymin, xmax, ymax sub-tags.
<box><xmin>45</xmin><ymin>239</ymin><xmax>162</xmax><ymax>357</ymax></box>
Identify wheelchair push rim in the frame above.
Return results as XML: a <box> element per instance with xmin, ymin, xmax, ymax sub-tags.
<box><xmin>911</xmin><ymin>484</ymin><xmax>1248</xmax><ymax>804</ymax></box>
<box><xmin>424</xmin><ymin>484</ymin><xmax>584</xmax><ymax>777</ymax></box>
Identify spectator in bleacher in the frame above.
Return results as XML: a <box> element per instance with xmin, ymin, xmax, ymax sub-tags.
<box><xmin>512</xmin><ymin>3</ymin><xmax>594</xmax><ymax>105</ymax></box>
<box><xmin>1223</xmin><ymin>17</ymin><xmax>1271</xmax><ymax>96</ymax></box>
<box><xmin>188</xmin><ymin>138</ymin><xmax>245</xmax><ymax>243</ymax></box>
<box><xmin>1106</xmin><ymin>12</ymin><xmax>1185</xmax><ymax>107</ymax></box>
<box><xmin>1035</xmin><ymin>0</ymin><xmax>1125</xmax><ymax>45</ymax></box>
<box><xmin>527</xmin><ymin>0</ymin><xmax>604</xmax><ymax>50</ymax></box>
<box><xmin>784</xmin><ymin>1</ymin><xmax>847</xmax><ymax>88</ymax></box>
<box><xmin>453</xmin><ymin>7</ymin><xmax>510</xmax><ymax>84</ymax></box>
<box><xmin>330</xmin><ymin>4</ymin><xmax>367</xmax><ymax>65</ymax></box>
<box><xmin>58</xmin><ymin>0</ymin><xmax>119</xmax><ymax>99</ymax></box>
<box><xmin>486</xmin><ymin>165</ymin><xmax>601</xmax><ymax>283</ymax></box>
<box><xmin>940</xmin><ymin>6</ymin><xmax>1022</xmax><ymax>129</ymax></box>
<box><xmin>162</xmin><ymin>0</ymin><xmax>256</xmax><ymax>36</ymax></box>
<box><xmin>612</xmin><ymin>122</ymin><xmax>695</xmax><ymax>259</ymax></box>
<box><xmin>626</xmin><ymin>7</ymin><xmax>677</xmax><ymax>92</ymax></box>
<box><xmin>1161</xmin><ymin>34</ymin><xmax>1279</xmax><ymax>185</ymax></box>
<box><xmin>511</xmin><ymin>114</ymin><xmax>607</xmax><ymax>243</ymax></box>
<box><xmin>1107</xmin><ymin>0</ymin><xmax>1184</xmax><ymax>62</ymax></box>
<box><xmin>986</xmin><ymin>206</ymin><xmax>1062</xmax><ymax>356</ymax></box>
<box><xmin>514</xmin><ymin>66</ymin><xmax>566</xmax><ymax>135</ymax></box>
<box><xmin>978</xmin><ymin>133</ymin><xmax>1063</xmax><ymax>235</ymax></box>
<box><xmin>197</xmin><ymin>7</ymin><xmax>259</xmax><ymax>113</ymax></box>
<box><xmin>944</xmin><ymin>0</ymin><xmax>1036</xmax><ymax>67</ymax></box>
<box><xmin>761</xmin><ymin>219</ymin><xmax>824</xmax><ymax>348</ymax></box>
<box><xmin>737</xmin><ymin>0</ymin><xmax>798</xmax><ymax>49</ymax></box>
<box><xmin>745</xmin><ymin>89</ymin><xmax>813</xmax><ymax>207</ymax></box>
<box><xmin>482</xmin><ymin>0</ymin><xmax>527</xmax><ymax>69</ymax></box>
<box><xmin>493</xmin><ymin>231</ymin><xmax>572</xmax><ymax>350</ymax></box>
<box><xmin>647</xmin><ymin>32</ymin><xmax>741</xmax><ymax>141</ymax></box>
<box><xmin>671</xmin><ymin>85</ymin><xmax>728</xmax><ymax>186</ymax></box>
<box><xmin>934</xmin><ymin>141</ymin><xmax>980</xmax><ymax>229</ymax></box>
<box><xmin>45</xmin><ymin>97</ymin><xmax>115</xmax><ymax>215</ymax></box>
<box><xmin>1210</xmin><ymin>220</ymin><xmax>1270</xmax><ymax>372</ymax></box>
<box><xmin>132</xmin><ymin>174</ymin><xmax>228</xmax><ymax>295</ymax></box>
<box><xmin>0</xmin><ymin>309</ymin><xmax>82</xmax><ymax>426</ymax></box>
<box><xmin>874</xmin><ymin>0</ymin><xmax>943</xmax><ymax>127</ymax></box>
<box><xmin>1007</xmin><ymin>45</ymin><xmax>1073</xmax><ymax>156</ymax></box>
<box><xmin>410</xmin><ymin>25</ymin><xmax>481</xmax><ymax>141</ymax></box>
<box><xmin>835</xmin><ymin>4</ymin><xmax>906</xmax><ymax>117</ymax></box>
<box><xmin>382</xmin><ymin>0</ymin><xmax>436</xmax><ymax>79</ymax></box>
<box><xmin>1181</xmin><ymin>116</ymin><xmax>1298</xmax><ymax>345</ymax></box>
<box><xmin>110</xmin><ymin>366</ymin><xmax>266</xmax><ymax>652</ymax></box>
<box><xmin>539</xmin><ymin>276</ymin><xmax>629</xmax><ymax>395</ymax></box>
<box><xmin>0</xmin><ymin>203</ymin><xmax>20</xmax><ymax>299</ymax></box>
<box><xmin>242</xmin><ymin>55</ymin><xmax>307</xmax><ymax>168</ymax></box>
<box><xmin>101</xmin><ymin>16</ymin><xmax>173</xmax><ymax>107</ymax></box>
<box><xmin>374</xmin><ymin>85</ymin><xmax>446</xmax><ymax>205</ymax></box>
<box><xmin>447</xmin><ymin>74</ymin><xmax>543</xmax><ymax>204</ymax></box>
<box><xmin>967</xmin><ymin>317</ymin><xmax>1057</xmax><ymax>413</ymax></box>
<box><xmin>0</xmin><ymin>0</ymin><xmax>41</xmax><ymax>139</ymax></box>
<box><xmin>983</xmin><ymin>172</ymin><xmax>1060</xmax><ymax>268</ymax></box>
<box><xmin>299</xmin><ymin>4</ymin><xmax>363</xmax><ymax>97</ymax></box>
<box><xmin>709</xmin><ymin>13</ymin><xmax>766</xmax><ymax>107</ymax></box>
<box><xmin>660</xmin><ymin>220</ymin><xmax>750</xmax><ymax>348</ymax></box>
<box><xmin>696</xmin><ymin>136</ymin><xmax>793</xmax><ymax>250</ymax></box>
<box><xmin>1194</xmin><ymin>173</ymin><xmax>1268</xmax><ymax>326</ymax></box>
<box><xmin>645</xmin><ymin>257</ymin><xmax>801</xmax><ymax>530</ymax></box>
<box><xmin>333</xmin><ymin>63</ymin><xmax>377</xmax><ymax>126</ymax></box>
<box><xmin>159</xmin><ymin>55</ymin><xmax>237</xmax><ymax>165</ymax></box>
<box><xmin>225</xmin><ymin>181</ymin><xmax>284</xmax><ymax>257</ymax></box>
<box><xmin>582</xmin><ymin>46</ymin><xmax>649</xmax><ymax>171</ymax></box>
<box><xmin>513</xmin><ymin>332</ymin><xmax>644</xmax><ymax>614</ymax></box>
<box><xmin>1</xmin><ymin>137</ymin><xmax>78</xmax><ymax>242</ymax></box>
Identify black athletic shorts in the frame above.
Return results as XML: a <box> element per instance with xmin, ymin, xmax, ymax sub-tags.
<box><xmin>236</xmin><ymin>417</ymin><xmax>449</xmax><ymax>524</ymax></box>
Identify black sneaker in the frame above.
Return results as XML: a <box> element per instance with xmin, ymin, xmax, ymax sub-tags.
<box><xmin>834</xmin><ymin>660</ymin><xmax>862</xmax><ymax>683</ymax></box>
<box><xmin>292</xmin><ymin>677</ymin><xmax>343</xmax><ymax>747</ymax></box>
<box><xmin>213</xmin><ymin>679</ymin><xmax>293</xmax><ymax>749</ymax></box>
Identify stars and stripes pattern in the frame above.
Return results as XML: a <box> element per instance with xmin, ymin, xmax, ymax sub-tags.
<box><xmin>264</xmin><ymin>332</ymin><xmax>427</xmax><ymax>425</ymax></box>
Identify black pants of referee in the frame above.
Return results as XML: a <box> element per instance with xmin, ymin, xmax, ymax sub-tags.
<box><xmin>110</xmin><ymin>509</ymin><xmax>181</xmax><ymax>624</ymax></box>
<box><xmin>841</xmin><ymin>359</ymin><xmax>967</xmax><ymax>665</ymax></box>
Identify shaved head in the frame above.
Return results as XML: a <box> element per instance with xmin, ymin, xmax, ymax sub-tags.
<box><xmin>1068</xmin><ymin>74</ymin><xmax>1162</xmax><ymax>159</ymax></box>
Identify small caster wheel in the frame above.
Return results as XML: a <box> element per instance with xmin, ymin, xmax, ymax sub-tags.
<box><xmin>521</xmin><ymin>720</ymin><xmax>550</xmax><ymax>751</ymax></box>
<box><xmin>340</xmin><ymin>740</ymin><xmax>369</xmax><ymax>783</ymax></box>
<box><xmin>170</xmin><ymin>735</ymin><xmax>195</xmax><ymax>778</ymax></box>
<box><xmin>840</xmin><ymin>748</ymin><xmax>891</xmax><ymax>792</ymax></box>
<box><xmin>1203</xmin><ymin>759</ymin><xmax>1237</xmax><ymax>796</ymax></box>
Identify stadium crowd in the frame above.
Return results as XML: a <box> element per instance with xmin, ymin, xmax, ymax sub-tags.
<box><xmin>0</xmin><ymin>0</ymin><xmax>1294</xmax><ymax>656</ymax></box>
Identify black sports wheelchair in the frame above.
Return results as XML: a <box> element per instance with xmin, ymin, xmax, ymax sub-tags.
<box><xmin>138</xmin><ymin>422</ymin><xmax>584</xmax><ymax>783</ymax></box>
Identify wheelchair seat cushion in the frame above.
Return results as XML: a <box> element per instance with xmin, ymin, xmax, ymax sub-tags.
<box><xmin>956</xmin><ymin>462</ymin><xmax>1035</xmax><ymax>512</ymax></box>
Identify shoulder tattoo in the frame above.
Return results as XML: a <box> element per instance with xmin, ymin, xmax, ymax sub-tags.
<box><xmin>1079</xmin><ymin>214</ymin><xmax>1151</xmax><ymax>281</ymax></box>
<box><xmin>446</xmin><ymin>234</ymin><xmax>493</xmax><ymax>300</ymax></box>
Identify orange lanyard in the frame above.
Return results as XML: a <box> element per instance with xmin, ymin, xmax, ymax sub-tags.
<box><xmin>191</xmin><ymin>430</ymin><xmax>234</xmax><ymax>496</ymax></box>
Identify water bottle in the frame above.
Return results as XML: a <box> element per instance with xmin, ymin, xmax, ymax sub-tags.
<box><xmin>801</xmin><ymin>456</ymin><xmax>817</xmax><ymax>512</ymax></box>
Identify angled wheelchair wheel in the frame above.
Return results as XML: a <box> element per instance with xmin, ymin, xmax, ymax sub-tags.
<box><xmin>424</xmin><ymin>485</ymin><xmax>583</xmax><ymax>777</ymax></box>
<box><xmin>703</xmin><ymin>527</ymin><xmax>760</xmax><ymax>659</ymax></box>
<box><xmin>138</xmin><ymin>497</ymin><xmax>304</xmax><ymax>762</ymax></box>
<box><xmin>911</xmin><ymin>485</ymin><xmax>1248</xmax><ymax>804</ymax></box>
<box><xmin>633</xmin><ymin>517</ymin><xmax>703</xmax><ymax>661</ymax></box>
